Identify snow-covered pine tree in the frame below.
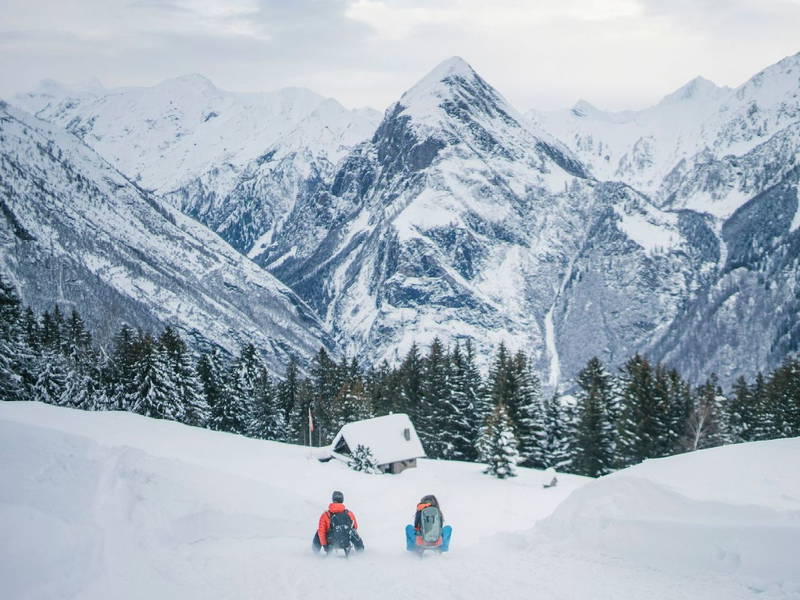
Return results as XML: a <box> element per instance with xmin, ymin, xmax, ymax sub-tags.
<box><xmin>510</xmin><ymin>350</ymin><xmax>544</xmax><ymax>467</ymax></box>
<box><xmin>126</xmin><ymin>338</ymin><xmax>183</xmax><ymax>421</ymax></box>
<box><xmin>766</xmin><ymin>356</ymin><xmax>800</xmax><ymax>438</ymax></box>
<box><xmin>216</xmin><ymin>343</ymin><xmax>262</xmax><ymax>435</ymax></box>
<box><xmin>60</xmin><ymin>309</ymin><xmax>103</xmax><ymax>410</ymax></box>
<box><xmin>38</xmin><ymin>308</ymin><xmax>63</xmax><ymax>352</ymax></box>
<box><xmin>196</xmin><ymin>348</ymin><xmax>230</xmax><ymax>416</ymax></box>
<box><xmin>0</xmin><ymin>275</ymin><xmax>33</xmax><ymax>400</ymax></box>
<box><xmin>61</xmin><ymin>361</ymin><xmax>95</xmax><ymax>408</ymax></box>
<box><xmin>728</xmin><ymin>376</ymin><xmax>757</xmax><ymax>443</ymax></box>
<box><xmin>571</xmin><ymin>357</ymin><xmax>615</xmax><ymax>477</ymax></box>
<box><xmin>749</xmin><ymin>373</ymin><xmax>775</xmax><ymax>440</ymax></box>
<box><xmin>444</xmin><ymin>342</ymin><xmax>479</xmax><ymax>461</ymax></box>
<box><xmin>398</xmin><ymin>342</ymin><xmax>425</xmax><ymax>424</ymax></box>
<box><xmin>108</xmin><ymin>325</ymin><xmax>144</xmax><ymax>410</ymax></box>
<box><xmin>664</xmin><ymin>368</ymin><xmax>691</xmax><ymax>454</ymax></box>
<box><xmin>64</xmin><ymin>309</ymin><xmax>92</xmax><ymax>358</ymax></box>
<box><xmin>615</xmin><ymin>354</ymin><xmax>662</xmax><ymax>467</ymax></box>
<box><xmin>249</xmin><ymin>369</ymin><xmax>287</xmax><ymax>441</ymax></box>
<box><xmin>463</xmin><ymin>339</ymin><xmax>490</xmax><ymax>460</ymax></box>
<box><xmin>277</xmin><ymin>358</ymin><xmax>300</xmax><ymax>430</ymax></box>
<box><xmin>158</xmin><ymin>327</ymin><xmax>208</xmax><ymax>426</ymax></box>
<box><xmin>32</xmin><ymin>349</ymin><xmax>69</xmax><ymax>405</ymax></box>
<box><xmin>364</xmin><ymin>359</ymin><xmax>397</xmax><ymax>416</ymax></box>
<box><xmin>309</xmin><ymin>347</ymin><xmax>343</xmax><ymax>444</ymax></box>
<box><xmin>479</xmin><ymin>402</ymin><xmax>520</xmax><ymax>479</ymax></box>
<box><xmin>287</xmin><ymin>378</ymin><xmax>314</xmax><ymax>445</ymax></box>
<box><xmin>536</xmin><ymin>392</ymin><xmax>572</xmax><ymax>470</ymax></box>
<box><xmin>420</xmin><ymin>338</ymin><xmax>451</xmax><ymax>458</ymax></box>
<box><xmin>348</xmin><ymin>444</ymin><xmax>380</xmax><ymax>474</ymax></box>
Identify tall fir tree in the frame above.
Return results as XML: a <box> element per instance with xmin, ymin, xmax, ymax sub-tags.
<box><xmin>728</xmin><ymin>376</ymin><xmax>758</xmax><ymax>443</ymax></box>
<box><xmin>0</xmin><ymin>275</ymin><xmax>33</xmax><ymax>400</ymax></box>
<box><xmin>158</xmin><ymin>327</ymin><xmax>208</xmax><ymax>426</ymax></box>
<box><xmin>571</xmin><ymin>357</ymin><xmax>615</xmax><ymax>477</ymax></box>
<box><xmin>398</xmin><ymin>343</ymin><xmax>425</xmax><ymax>424</ymax></box>
<box><xmin>616</xmin><ymin>354</ymin><xmax>663</xmax><ymax>467</ymax></box>
<box><xmin>510</xmin><ymin>350</ymin><xmax>544</xmax><ymax>467</ymax></box>
<box><xmin>277</xmin><ymin>358</ymin><xmax>300</xmax><ymax>428</ymax></box>
<box><xmin>767</xmin><ymin>356</ymin><xmax>800</xmax><ymax>438</ymax></box>
<box><xmin>478</xmin><ymin>402</ymin><xmax>520</xmax><ymax>479</ymax></box>
<box><xmin>196</xmin><ymin>348</ymin><xmax>230</xmax><ymax>417</ymax></box>
<box><xmin>126</xmin><ymin>339</ymin><xmax>183</xmax><ymax>421</ymax></box>
<box><xmin>216</xmin><ymin>344</ymin><xmax>261</xmax><ymax>435</ymax></box>
<box><xmin>32</xmin><ymin>349</ymin><xmax>69</xmax><ymax>405</ymax></box>
<box><xmin>419</xmin><ymin>338</ymin><xmax>451</xmax><ymax>458</ymax></box>
<box><xmin>535</xmin><ymin>392</ymin><xmax>572</xmax><ymax>469</ymax></box>
<box><xmin>309</xmin><ymin>347</ymin><xmax>342</xmax><ymax>444</ymax></box>
<box><xmin>250</xmin><ymin>369</ymin><xmax>287</xmax><ymax>441</ymax></box>
<box><xmin>445</xmin><ymin>342</ymin><xmax>480</xmax><ymax>461</ymax></box>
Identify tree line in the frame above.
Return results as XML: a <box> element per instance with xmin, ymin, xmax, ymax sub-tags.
<box><xmin>1</xmin><ymin>275</ymin><xmax>798</xmax><ymax>478</ymax></box>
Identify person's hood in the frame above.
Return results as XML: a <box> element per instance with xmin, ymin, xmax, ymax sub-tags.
<box><xmin>328</xmin><ymin>502</ymin><xmax>347</xmax><ymax>513</ymax></box>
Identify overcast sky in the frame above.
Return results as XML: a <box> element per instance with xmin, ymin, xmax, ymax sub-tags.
<box><xmin>1</xmin><ymin>0</ymin><xmax>799</xmax><ymax>111</ymax></box>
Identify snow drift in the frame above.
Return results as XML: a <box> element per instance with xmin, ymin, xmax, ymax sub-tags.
<box><xmin>537</xmin><ymin>439</ymin><xmax>800</xmax><ymax>592</ymax></box>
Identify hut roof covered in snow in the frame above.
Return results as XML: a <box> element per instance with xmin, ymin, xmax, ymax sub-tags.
<box><xmin>329</xmin><ymin>413</ymin><xmax>425</xmax><ymax>466</ymax></box>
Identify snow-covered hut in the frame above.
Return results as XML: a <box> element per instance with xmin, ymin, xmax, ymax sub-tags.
<box><xmin>328</xmin><ymin>414</ymin><xmax>425</xmax><ymax>474</ymax></box>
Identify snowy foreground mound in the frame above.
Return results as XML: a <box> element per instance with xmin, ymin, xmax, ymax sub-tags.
<box><xmin>2</xmin><ymin>403</ymin><xmax>798</xmax><ymax>600</ymax></box>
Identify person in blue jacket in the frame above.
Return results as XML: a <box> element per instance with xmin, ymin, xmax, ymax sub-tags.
<box><xmin>405</xmin><ymin>494</ymin><xmax>452</xmax><ymax>552</ymax></box>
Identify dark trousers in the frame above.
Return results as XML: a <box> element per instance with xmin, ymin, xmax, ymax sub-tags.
<box><xmin>312</xmin><ymin>530</ymin><xmax>364</xmax><ymax>552</ymax></box>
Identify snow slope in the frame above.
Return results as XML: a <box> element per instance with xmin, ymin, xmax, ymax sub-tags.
<box><xmin>2</xmin><ymin>402</ymin><xmax>797</xmax><ymax>600</ymax></box>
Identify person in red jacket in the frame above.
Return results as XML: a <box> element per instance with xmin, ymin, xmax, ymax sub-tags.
<box><xmin>312</xmin><ymin>490</ymin><xmax>364</xmax><ymax>553</ymax></box>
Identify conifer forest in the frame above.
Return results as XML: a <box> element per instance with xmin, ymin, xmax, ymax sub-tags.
<box><xmin>2</xmin><ymin>275</ymin><xmax>798</xmax><ymax>479</ymax></box>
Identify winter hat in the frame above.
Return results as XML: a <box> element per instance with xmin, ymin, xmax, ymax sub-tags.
<box><xmin>332</xmin><ymin>490</ymin><xmax>344</xmax><ymax>503</ymax></box>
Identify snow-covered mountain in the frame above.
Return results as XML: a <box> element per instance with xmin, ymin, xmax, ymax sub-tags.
<box><xmin>14</xmin><ymin>76</ymin><xmax>381</xmax><ymax>254</ymax></box>
<box><xmin>252</xmin><ymin>57</ymin><xmax>716</xmax><ymax>382</ymax></box>
<box><xmin>0</xmin><ymin>102</ymin><xmax>332</xmax><ymax>371</ymax></box>
<box><xmin>528</xmin><ymin>52</ymin><xmax>800</xmax><ymax>208</ymax></box>
<box><xmin>527</xmin><ymin>52</ymin><xmax>800</xmax><ymax>382</ymax></box>
<box><xmin>11</xmin><ymin>53</ymin><xmax>800</xmax><ymax>386</ymax></box>
<box><xmin>3</xmin><ymin>401</ymin><xmax>797</xmax><ymax>599</ymax></box>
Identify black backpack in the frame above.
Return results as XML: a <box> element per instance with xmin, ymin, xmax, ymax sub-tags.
<box><xmin>328</xmin><ymin>510</ymin><xmax>352</xmax><ymax>549</ymax></box>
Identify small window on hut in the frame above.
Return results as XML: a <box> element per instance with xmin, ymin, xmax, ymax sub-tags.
<box><xmin>403</xmin><ymin>428</ymin><xmax>411</xmax><ymax>441</ymax></box>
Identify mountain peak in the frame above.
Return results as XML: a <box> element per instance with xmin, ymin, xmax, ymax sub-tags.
<box><xmin>424</xmin><ymin>56</ymin><xmax>475</xmax><ymax>80</ymax></box>
<box><xmin>396</xmin><ymin>56</ymin><xmax>517</xmax><ymax>126</ymax></box>
<box><xmin>570</xmin><ymin>99</ymin><xmax>602</xmax><ymax>117</ymax></box>
<box><xmin>399</xmin><ymin>56</ymin><xmax>478</xmax><ymax>105</ymax></box>
<box><xmin>658</xmin><ymin>76</ymin><xmax>723</xmax><ymax>106</ymax></box>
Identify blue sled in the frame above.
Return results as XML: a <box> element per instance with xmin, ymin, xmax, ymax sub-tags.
<box><xmin>406</xmin><ymin>524</ymin><xmax>452</xmax><ymax>552</ymax></box>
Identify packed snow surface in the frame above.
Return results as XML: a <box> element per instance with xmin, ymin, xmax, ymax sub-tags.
<box><xmin>2</xmin><ymin>402</ymin><xmax>798</xmax><ymax>599</ymax></box>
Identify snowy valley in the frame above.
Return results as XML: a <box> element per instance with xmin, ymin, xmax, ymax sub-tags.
<box><xmin>1</xmin><ymin>402</ymin><xmax>798</xmax><ymax>600</ymax></box>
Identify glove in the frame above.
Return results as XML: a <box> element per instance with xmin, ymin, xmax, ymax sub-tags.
<box><xmin>323</xmin><ymin>544</ymin><xmax>332</xmax><ymax>553</ymax></box>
